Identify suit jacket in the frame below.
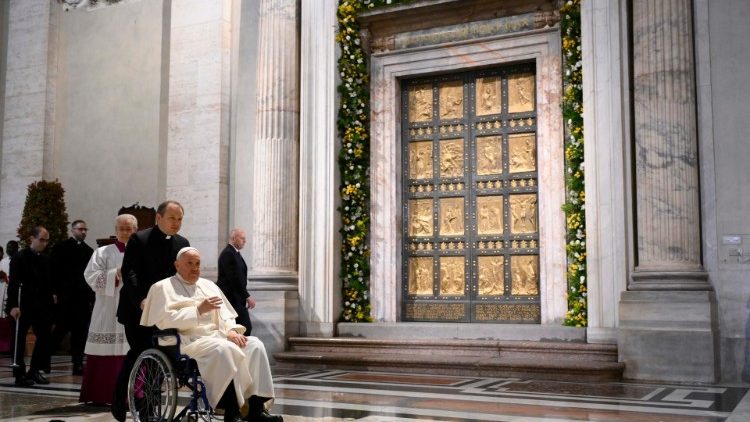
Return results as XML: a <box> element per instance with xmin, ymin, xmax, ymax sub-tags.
<box><xmin>116</xmin><ymin>226</ymin><xmax>189</xmax><ymax>326</ymax></box>
<box><xmin>216</xmin><ymin>244</ymin><xmax>249</xmax><ymax>312</ymax></box>
<box><xmin>6</xmin><ymin>247</ymin><xmax>54</xmax><ymax>315</ymax></box>
<box><xmin>51</xmin><ymin>237</ymin><xmax>94</xmax><ymax>307</ymax></box>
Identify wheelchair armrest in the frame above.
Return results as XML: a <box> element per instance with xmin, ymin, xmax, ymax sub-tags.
<box><xmin>153</xmin><ymin>328</ymin><xmax>181</xmax><ymax>347</ymax></box>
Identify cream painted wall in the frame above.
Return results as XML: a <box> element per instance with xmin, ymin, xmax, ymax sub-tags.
<box><xmin>54</xmin><ymin>0</ymin><xmax>164</xmax><ymax>243</ymax></box>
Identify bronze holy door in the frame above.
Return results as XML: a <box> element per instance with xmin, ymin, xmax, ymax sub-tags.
<box><xmin>402</xmin><ymin>64</ymin><xmax>541</xmax><ymax>323</ymax></box>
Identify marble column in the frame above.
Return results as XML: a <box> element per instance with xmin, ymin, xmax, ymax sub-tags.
<box><xmin>630</xmin><ymin>0</ymin><xmax>708</xmax><ymax>290</ymax></box>
<box><xmin>0</xmin><ymin>0</ymin><xmax>57</xmax><ymax>242</ymax></box>
<box><xmin>247</xmin><ymin>0</ymin><xmax>300</xmax><ymax>360</ymax></box>
<box><xmin>581</xmin><ymin>0</ymin><xmax>630</xmax><ymax>344</ymax></box>
<box><xmin>249</xmin><ymin>0</ymin><xmax>300</xmax><ymax>285</ymax></box>
<box><xmin>619</xmin><ymin>0</ymin><xmax>717</xmax><ymax>382</ymax></box>
<box><xmin>298</xmin><ymin>0</ymin><xmax>339</xmax><ymax>337</ymax></box>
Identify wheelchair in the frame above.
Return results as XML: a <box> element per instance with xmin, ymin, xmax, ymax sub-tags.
<box><xmin>127</xmin><ymin>329</ymin><xmax>215</xmax><ymax>421</ymax></box>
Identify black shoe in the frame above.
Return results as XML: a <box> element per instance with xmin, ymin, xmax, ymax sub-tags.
<box><xmin>28</xmin><ymin>370</ymin><xmax>50</xmax><ymax>385</ymax></box>
<box><xmin>72</xmin><ymin>366</ymin><xmax>84</xmax><ymax>376</ymax></box>
<box><xmin>111</xmin><ymin>399</ymin><xmax>126</xmax><ymax>422</ymax></box>
<box><xmin>246</xmin><ymin>410</ymin><xmax>283</xmax><ymax>422</ymax></box>
<box><xmin>14</xmin><ymin>376</ymin><xmax>34</xmax><ymax>387</ymax></box>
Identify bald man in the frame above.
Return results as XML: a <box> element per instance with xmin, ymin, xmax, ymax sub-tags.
<box><xmin>217</xmin><ymin>228</ymin><xmax>253</xmax><ymax>334</ymax></box>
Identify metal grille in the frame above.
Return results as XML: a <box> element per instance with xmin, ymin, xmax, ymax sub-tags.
<box><xmin>401</xmin><ymin>64</ymin><xmax>540</xmax><ymax>323</ymax></box>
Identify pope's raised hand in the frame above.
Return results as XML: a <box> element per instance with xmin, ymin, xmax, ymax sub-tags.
<box><xmin>198</xmin><ymin>296</ymin><xmax>223</xmax><ymax>315</ymax></box>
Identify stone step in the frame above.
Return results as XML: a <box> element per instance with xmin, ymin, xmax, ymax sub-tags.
<box><xmin>274</xmin><ymin>337</ymin><xmax>624</xmax><ymax>381</ymax></box>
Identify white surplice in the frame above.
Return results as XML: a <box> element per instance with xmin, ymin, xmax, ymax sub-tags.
<box><xmin>140</xmin><ymin>275</ymin><xmax>275</xmax><ymax>408</ymax></box>
<box><xmin>83</xmin><ymin>244</ymin><xmax>129</xmax><ymax>356</ymax></box>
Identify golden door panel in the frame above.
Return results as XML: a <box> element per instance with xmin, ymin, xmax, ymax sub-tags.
<box><xmin>409</xmin><ymin>199</ymin><xmax>433</xmax><ymax>237</ymax></box>
<box><xmin>439</xmin><ymin>138</ymin><xmax>464</xmax><ymax>178</ymax></box>
<box><xmin>403</xmin><ymin>66</ymin><xmax>539</xmax><ymax>323</ymax></box>
<box><xmin>476</xmin><ymin>195</ymin><xmax>503</xmax><ymax>235</ymax></box>
<box><xmin>508</xmin><ymin>73</ymin><xmax>535</xmax><ymax>113</ymax></box>
<box><xmin>439</xmin><ymin>81</ymin><xmax>464</xmax><ymax>120</ymax></box>
<box><xmin>439</xmin><ymin>197</ymin><xmax>464</xmax><ymax>236</ymax></box>
<box><xmin>409</xmin><ymin>141</ymin><xmax>433</xmax><ymax>180</ymax></box>
<box><xmin>476</xmin><ymin>76</ymin><xmax>501</xmax><ymax>116</ymax></box>
<box><xmin>511</xmin><ymin>255</ymin><xmax>539</xmax><ymax>295</ymax></box>
<box><xmin>408</xmin><ymin>84</ymin><xmax>433</xmax><ymax>122</ymax></box>
<box><xmin>510</xmin><ymin>194</ymin><xmax>537</xmax><ymax>234</ymax></box>
<box><xmin>408</xmin><ymin>257</ymin><xmax>434</xmax><ymax>296</ymax></box>
<box><xmin>508</xmin><ymin>133</ymin><xmax>536</xmax><ymax>173</ymax></box>
<box><xmin>478</xmin><ymin>256</ymin><xmax>505</xmax><ymax>296</ymax></box>
<box><xmin>439</xmin><ymin>257</ymin><xmax>465</xmax><ymax>296</ymax></box>
<box><xmin>476</xmin><ymin>135</ymin><xmax>502</xmax><ymax>175</ymax></box>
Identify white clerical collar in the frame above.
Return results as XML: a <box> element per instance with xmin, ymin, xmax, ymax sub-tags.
<box><xmin>165</xmin><ymin>235</ymin><xmax>171</xmax><ymax>239</ymax></box>
<box><xmin>175</xmin><ymin>273</ymin><xmax>196</xmax><ymax>285</ymax></box>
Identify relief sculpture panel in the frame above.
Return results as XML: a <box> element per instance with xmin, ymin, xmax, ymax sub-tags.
<box><xmin>439</xmin><ymin>257</ymin><xmax>465</xmax><ymax>295</ymax></box>
<box><xmin>508</xmin><ymin>133</ymin><xmax>536</xmax><ymax>173</ymax></box>
<box><xmin>508</xmin><ymin>73</ymin><xmax>535</xmax><ymax>113</ymax></box>
<box><xmin>408</xmin><ymin>84</ymin><xmax>433</xmax><ymax>122</ymax></box>
<box><xmin>510</xmin><ymin>194</ymin><xmax>537</xmax><ymax>234</ymax></box>
<box><xmin>439</xmin><ymin>197</ymin><xmax>464</xmax><ymax>236</ymax></box>
<box><xmin>511</xmin><ymin>255</ymin><xmax>539</xmax><ymax>295</ymax></box>
<box><xmin>478</xmin><ymin>256</ymin><xmax>505</xmax><ymax>295</ymax></box>
<box><xmin>476</xmin><ymin>195</ymin><xmax>503</xmax><ymax>235</ymax></box>
<box><xmin>409</xmin><ymin>199</ymin><xmax>433</xmax><ymax>237</ymax></box>
<box><xmin>409</xmin><ymin>257</ymin><xmax>434</xmax><ymax>296</ymax></box>
<box><xmin>409</xmin><ymin>141</ymin><xmax>433</xmax><ymax>180</ymax></box>
<box><xmin>440</xmin><ymin>139</ymin><xmax>464</xmax><ymax>178</ymax></box>
<box><xmin>403</xmin><ymin>67</ymin><xmax>539</xmax><ymax>323</ymax></box>
<box><xmin>476</xmin><ymin>76</ymin><xmax>501</xmax><ymax>116</ymax></box>
<box><xmin>476</xmin><ymin>136</ymin><xmax>502</xmax><ymax>175</ymax></box>
<box><xmin>439</xmin><ymin>81</ymin><xmax>464</xmax><ymax>120</ymax></box>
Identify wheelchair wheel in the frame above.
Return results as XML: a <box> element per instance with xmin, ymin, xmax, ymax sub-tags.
<box><xmin>128</xmin><ymin>349</ymin><xmax>178</xmax><ymax>422</ymax></box>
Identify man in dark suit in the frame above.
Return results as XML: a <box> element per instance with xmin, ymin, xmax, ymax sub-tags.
<box><xmin>50</xmin><ymin>219</ymin><xmax>94</xmax><ymax>375</ymax></box>
<box><xmin>217</xmin><ymin>228</ymin><xmax>253</xmax><ymax>334</ymax></box>
<box><xmin>6</xmin><ymin>226</ymin><xmax>54</xmax><ymax>387</ymax></box>
<box><xmin>111</xmin><ymin>200</ymin><xmax>189</xmax><ymax>421</ymax></box>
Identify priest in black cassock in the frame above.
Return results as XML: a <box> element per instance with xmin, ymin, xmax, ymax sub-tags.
<box><xmin>111</xmin><ymin>200</ymin><xmax>190</xmax><ymax>421</ymax></box>
<box><xmin>50</xmin><ymin>219</ymin><xmax>94</xmax><ymax>375</ymax></box>
<box><xmin>217</xmin><ymin>228</ymin><xmax>253</xmax><ymax>334</ymax></box>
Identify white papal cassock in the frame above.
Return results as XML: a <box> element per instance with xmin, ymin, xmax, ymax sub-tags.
<box><xmin>140</xmin><ymin>275</ymin><xmax>275</xmax><ymax>408</ymax></box>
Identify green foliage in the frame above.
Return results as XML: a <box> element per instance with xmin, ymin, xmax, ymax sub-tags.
<box><xmin>17</xmin><ymin>180</ymin><xmax>69</xmax><ymax>250</ymax></box>
<box><xmin>560</xmin><ymin>0</ymin><xmax>587</xmax><ymax>327</ymax></box>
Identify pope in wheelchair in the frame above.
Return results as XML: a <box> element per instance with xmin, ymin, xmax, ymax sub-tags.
<box><xmin>139</xmin><ymin>246</ymin><xmax>283</xmax><ymax>422</ymax></box>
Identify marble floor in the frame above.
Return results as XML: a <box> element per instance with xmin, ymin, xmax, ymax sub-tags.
<box><xmin>1</xmin><ymin>354</ymin><xmax>749</xmax><ymax>421</ymax></box>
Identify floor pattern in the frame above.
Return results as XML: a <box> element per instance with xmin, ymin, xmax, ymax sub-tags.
<box><xmin>0</xmin><ymin>355</ymin><xmax>748</xmax><ymax>421</ymax></box>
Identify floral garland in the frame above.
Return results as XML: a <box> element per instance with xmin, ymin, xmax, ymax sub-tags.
<box><xmin>336</xmin><ymin>0</ymin><xmax>586</xmax><ymax>325</ymax></box>
<box><xmin>560</xmin><ymin>0</ymin><xmax>587</xmax><ymax>327</ymax></box>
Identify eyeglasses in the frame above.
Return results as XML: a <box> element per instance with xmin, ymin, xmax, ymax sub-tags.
<box><xmin>74</xmin><ymin>227</ymin><xmax>88</xmax><ymax>231</ymax></box>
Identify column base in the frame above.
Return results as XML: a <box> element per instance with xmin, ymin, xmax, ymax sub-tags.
<box><xmin>629</xmin><ymin>269</ymin><xmax>711</xmax><ymax>290</ymax></box>
<box><xmin>247</xmin><ymin>280</ymin><xmax>300</xmax><ymax>364</ymax></box>
<box><xmin>618</xmin><ymin>290</ymin><xmax>718</xmax><ymax>382</ymax></box>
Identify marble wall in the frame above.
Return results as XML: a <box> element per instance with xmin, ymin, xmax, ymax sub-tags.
<box><xmin>54</xmin><ymin>0</ymin><xmax>164</xmax><ymax>244</ymax></box>
<box><xmin>695</xmin><ymin>0</ymin><xmax>750</xmax><ymax>383</ymax></box>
